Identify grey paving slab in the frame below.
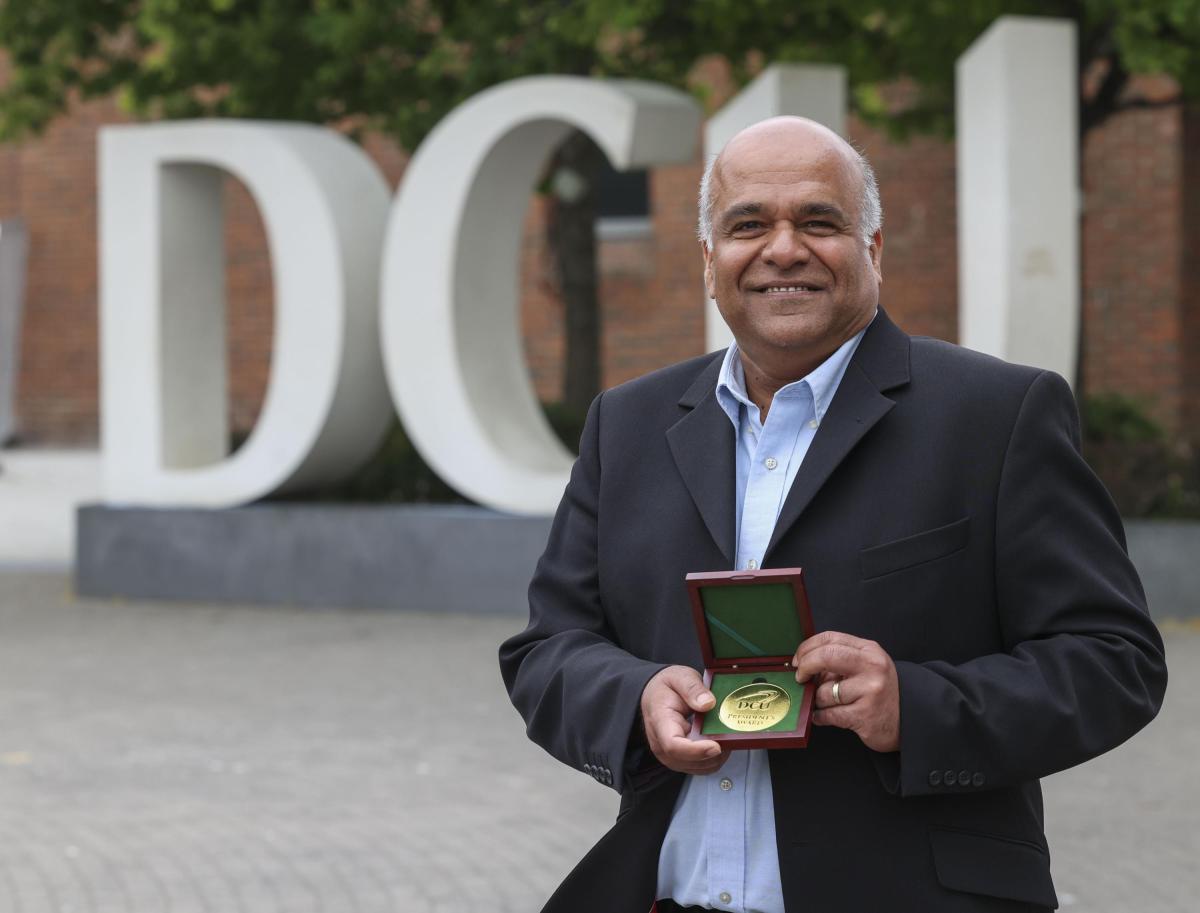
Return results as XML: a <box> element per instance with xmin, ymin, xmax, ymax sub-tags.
<box><xmin>0</xmin><ymin>572</ymin><xmax>615</xmax><ymax>913</ymax></box>
<box><xmin>0</xmin><ymin>571</ymin><xmax>1195</xmax><ymax>912</ymax></box>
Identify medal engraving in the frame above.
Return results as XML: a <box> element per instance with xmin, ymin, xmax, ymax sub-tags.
<box><xmin>718</xmin><ymin>683</ymin><xmax>791</xmax><ymax>732</ymax></box>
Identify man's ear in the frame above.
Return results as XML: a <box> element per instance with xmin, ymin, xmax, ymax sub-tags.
<box><xmin>702</xmin><ymin>241</ymin><xmax>716</xmax><ymax>299</ymax></box>
<box><xmin>870</xmin><ymin>230</ymin><xmax>884</xmax><ymax>284</ymax></box>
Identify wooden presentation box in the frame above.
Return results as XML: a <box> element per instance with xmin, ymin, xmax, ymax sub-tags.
<box><xmin>686</xmin><ymin>568</ymin><xmax>816</xmax><ymax>750</ymax></box>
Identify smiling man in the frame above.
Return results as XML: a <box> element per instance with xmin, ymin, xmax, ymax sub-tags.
<box><xmin>500</xmin><ymin>117</ymin><xmax>1166</xmax><ymax>913</ymax></box>
<box><xmin>702</xmin><ymin>117</ymin><xmax>881</xmax><ymax>399</ymax></box>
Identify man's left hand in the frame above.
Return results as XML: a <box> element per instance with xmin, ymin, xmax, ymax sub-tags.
<box><xmin>792</xmin><ymin>631</ymin><xmax>900</xmax><ymax>753</ymax></box>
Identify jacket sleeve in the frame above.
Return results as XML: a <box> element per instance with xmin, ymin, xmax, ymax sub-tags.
<box><xmin>499</xmin><ymin>392</ymin><xmax>667</xmax><ymax>793</ymax></box>
<box><xmin>892</xmin><ymin>370</ymin><xmax>1168</xmax><ymax>796</ymax></box>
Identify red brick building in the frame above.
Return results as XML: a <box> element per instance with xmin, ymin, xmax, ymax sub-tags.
<box><xmin>2</xmin><ymin>87</ymin><xmax>1197</xmax><ymax>457</ymax></box>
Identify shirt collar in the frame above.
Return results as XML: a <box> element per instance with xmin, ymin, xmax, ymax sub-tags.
<box><xmin>715</xmin><ymin>309</ymin><xmax>876</xmax><ymax>429</ymax></box>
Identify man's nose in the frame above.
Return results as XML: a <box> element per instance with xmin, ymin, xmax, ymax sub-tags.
<box><xmin>760</xmin><ymin>224</ymin><xmax>810</xmax><ymax>269</ymax></box>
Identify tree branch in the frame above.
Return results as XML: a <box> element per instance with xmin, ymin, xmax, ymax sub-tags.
<box><xmin>1114</xmin><ymin>95</ymin><xmax>1183</xmax><ymax>113</ymax></box>
<box><xmin>1081</xmin><ymin>53</ymin><xmax>1129</xmax><ymax>136</ymax></box>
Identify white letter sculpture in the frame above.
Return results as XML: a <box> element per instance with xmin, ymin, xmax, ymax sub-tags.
<box><xmin>0</xmin><ymin>218</ymin><xmax>29</xmax><ymax>443</ymax></box>
<box><xmin>99</xmin><ymin>121</ymin><xmax>394</xmax><ymax>505</ymax></box>
<box><xmin>703</xmin><ymin>65</ymin><xmax>847</xmax><ymax>353</ymax></box>
<box><xmin>381</xmin><ymin>77</ymin><xmax>700</xmax><ymax>515</ymax></box>
<box><xmin>957</xmin><ymin>17</ymin><xmax>1079</xmax><ymax>385</ymax></box>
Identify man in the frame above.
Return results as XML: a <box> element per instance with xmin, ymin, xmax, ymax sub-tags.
<box><xmin>499</xmin><ymin>117</ymin><xmax>1166</xmax><ymax>913</ymax></box>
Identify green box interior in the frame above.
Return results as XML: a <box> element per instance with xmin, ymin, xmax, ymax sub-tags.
<box><xmin>701</xmin><ymin>670</ymin><xmax>804</xmax><ymax>735</ymax></box>
<box><xmin>699</xmin><ymin>582</ymin><xmax>804</xmax><ymax>660</ymax></box>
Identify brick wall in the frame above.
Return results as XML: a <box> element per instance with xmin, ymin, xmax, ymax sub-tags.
<box><xmin>0</xmin><ymin>93</ymin><xmax>1194</xmax><ymax>454</ymax></box>
<box><xmin>1181</xmin><ymin>105</ymin><xmax>1200</xmax><ymax>451</ymax></box>
<box><xmin>3</xmin><ymin>96</ymin><xmax>120</xmax><ymax>444</ymax></box>
<box><xmin>851</xmin><ymin>117</ymin><xmax>959</xmax><ymax>344</ymax></box>
<box><xmin>1082</xmin><ymin>101</ymin><xmax>1188</xmax><ymax>438</ymax></box>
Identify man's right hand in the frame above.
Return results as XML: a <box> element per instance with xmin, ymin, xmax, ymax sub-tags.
<box><xmin>640</xmin><ymin>665</ymin><xmax>730</xmax><ymax>774</ymax></box>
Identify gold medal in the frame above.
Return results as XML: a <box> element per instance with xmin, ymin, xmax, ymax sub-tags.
<box><xmin>718</xmin><ymin>682</ymin><xmax>791</xmax><ymax>732</ymax></box>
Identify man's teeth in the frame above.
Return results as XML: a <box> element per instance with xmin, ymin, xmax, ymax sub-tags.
<box><xmin>763</xmin><ymin>285</ymin><xmax>818</xmax><ymax>292</ymax></box>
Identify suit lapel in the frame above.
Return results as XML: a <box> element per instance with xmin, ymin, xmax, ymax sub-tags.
<box><xmin>666</xmin><ymin>355</ymin><xmax>736</xmax><ymax>567</ymax></box>
<box><xmin>765</xmin><ymin>310</ymin><xmax>912</xmax><ymax>561</ymax></box>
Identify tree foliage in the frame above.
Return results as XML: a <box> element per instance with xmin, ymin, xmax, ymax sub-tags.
<box><xmin>3</xmin><ymin>1</ymin><xmax>1199</xmax><ymax>144</ymax></box>
<box><xmin>2</xmin><ymin>0</ymin><xmax>1198</xmax><ymax>415</ymax></box>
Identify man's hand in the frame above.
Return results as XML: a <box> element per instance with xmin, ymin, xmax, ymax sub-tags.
<box><xmin>640</xmin><ymin>665</ymin><xmax>730</xmax><ymax>774</ymax></box>
<box><xmin>793</xmin><ymin>631</ymin><xmax>900</xmax><ymax>753</ymax></box>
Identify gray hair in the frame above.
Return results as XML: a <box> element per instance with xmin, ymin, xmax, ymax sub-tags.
<box><xmin>697</xmin><ymin>147</ymin><xmax>883</xmax><ymax>248</ymax></box>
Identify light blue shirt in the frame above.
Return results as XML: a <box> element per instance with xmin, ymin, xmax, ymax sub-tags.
<box><xmin>656</xmin><ymin>321</ymin><xmax>871</xmax><ymax>912</ymax></box>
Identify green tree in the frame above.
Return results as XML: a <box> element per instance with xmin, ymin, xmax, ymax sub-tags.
<box><xmin>2</xmin><ymin>0</ymin><xmax>1198</xmax><ymax>412</ymax></box>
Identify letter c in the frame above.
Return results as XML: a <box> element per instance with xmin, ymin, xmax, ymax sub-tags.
<box><xmin>380</xmin><ymin>77</ymin><xmax>699</xmax><ymax>514</ymax></box>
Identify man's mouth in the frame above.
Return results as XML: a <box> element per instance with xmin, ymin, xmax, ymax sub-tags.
<box><xmin>753</xmin><ymin>282</ymin><xmax>825</xmax><ymax>294</ymax></box>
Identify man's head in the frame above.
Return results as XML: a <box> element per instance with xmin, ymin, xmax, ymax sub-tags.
<box><xmin>699</xmin><ymin>117</ymin><xmax>883</xmax><ymax>380</ymax></box>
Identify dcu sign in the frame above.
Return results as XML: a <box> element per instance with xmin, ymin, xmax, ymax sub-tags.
<box><xmin>98</xmin><ymin>23</ymin><xmax>1080</xmax><ymax>516</ymax></box>
<box><xmin>100</xmin><ymin>77</ymin><xmax>704</xmax><ymax>516</ymax></box>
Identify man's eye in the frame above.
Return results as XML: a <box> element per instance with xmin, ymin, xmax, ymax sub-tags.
<box><xmin>804</xmin><ymin>221</ymin><xmax>839</xmax><ymax>234</ymax></box>
<box><xmin>731</xmin><ymin>221</ymin><xmax>763</xmax><ymax>232</ymax></box>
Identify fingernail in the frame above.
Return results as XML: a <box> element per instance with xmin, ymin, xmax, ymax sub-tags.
<box><xmin>705</xmin><ymin>745</ymin><xmax>721</xmax><ymax>757</ymax></box>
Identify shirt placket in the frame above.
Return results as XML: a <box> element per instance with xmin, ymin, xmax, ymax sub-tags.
<box><xmin>706</xmin><ymin>748</ymin><xmax>748</xmax><ymax>910</ymax></box>
<box><xmin>739</xmin><ymin>395</ymin><xmax>805</xmax><ymax>571</ymax></box>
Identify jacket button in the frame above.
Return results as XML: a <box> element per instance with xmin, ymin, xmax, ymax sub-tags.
<box><xmin>972</xmin><ymin>772</ymin><xmax>986</xmax><ymax>787</ymax></box>
<box><xmin>583</xmin><ymin>763</ymin><xmax>593</xmax><ymax>774</ymax></box>
<box><xmin>957</xmin><ymin>770</ymin><xmax>971</xmax><ymax>787</ymax></box>
<box><xmin>944</xmin><ymin>770</ymin><xmax>957</xmax><ymax>786</ymax></box>
<box><xmin>928</xmin><ymin>770</ymin><xmax>942</xmax><ymax>787</ymax></box>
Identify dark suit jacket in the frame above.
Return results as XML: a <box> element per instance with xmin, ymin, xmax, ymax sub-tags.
<box><xmin>499</xmin><ymin>311</ymin><xmax>1167</xmax><ymax>913</ymax></box>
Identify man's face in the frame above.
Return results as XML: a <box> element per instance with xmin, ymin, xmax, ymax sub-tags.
<box><xmin>703</xmin><ymin>124</ymin><xmax>883</xmax><ymax>373</ymax></box>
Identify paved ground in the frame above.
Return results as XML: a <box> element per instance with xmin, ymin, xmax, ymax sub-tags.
<box><xmin>0</xmin><ymin>572</ymin><xmax>1194</xmax><ymax>913</ymax></box>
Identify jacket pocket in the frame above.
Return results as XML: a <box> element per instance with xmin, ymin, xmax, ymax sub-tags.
<box><xmin>928</xmin><ymin>826</ymin><xmax>1057</xmax><ymax>909</ymax></box>
<box><xmin>860</xmin><ymin>516</ymin><xmax>970</xmax><ymax>580</ymax></box>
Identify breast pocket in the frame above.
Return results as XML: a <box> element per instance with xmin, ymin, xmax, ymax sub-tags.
<box><xmin>860</xmin><ymin>517</ymin><xmax>971</xmax><ymax>580</ymax></box>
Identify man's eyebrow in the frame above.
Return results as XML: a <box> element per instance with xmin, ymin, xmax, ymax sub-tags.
<box><xmin>718</xmin><ymin>200</ymin><xmax>849</xmax><ymax>226</ymax></box>
<box><xmin>718</xmin><ymin>202</ymin><xmax>764</xmax><ymax>225</ymax></box>
<box><xmin>794</xmin><ymin>202</ymin><xmax>847</xmax><ymax>221</ymax></box>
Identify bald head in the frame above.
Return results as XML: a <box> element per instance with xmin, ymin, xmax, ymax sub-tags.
<box><xmin>698</xmin><ymin>117</ymin><xmax>881</xmax><ymax>247</ymax></box>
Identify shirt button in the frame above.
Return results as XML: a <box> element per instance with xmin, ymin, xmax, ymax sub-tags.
<box><xmin>746</xmin><ymin>559</ymin><xmax>758</xmax><ymax>570</ymax></box>
<box><xmin>808</xmin><ymin>419</ymin><xmax>819</xmax><ymax>429</ymax></box>
<box><xmin>719</xmin><ymin>892</ymin><xmax>732</xmax><ymax>905</ymax></box>
<box><xmin>719</xmin><ymin>777</ymin><xmax>733</xmax><ymax>791</ymax></box>
<box><xmin>764</xmin><ymin>457</ymin><xmax>778</xmax><ymax>470</ymax></box>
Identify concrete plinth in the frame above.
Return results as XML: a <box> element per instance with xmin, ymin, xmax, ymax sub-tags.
<box><xmin>72</xmin><ymin>504</ymin><xmax>1198</xmax><ymax>620</ymax></box>
<box><xmin>75</xmin><ymin>504</ymin><xmax>553</xmax><ymax>614</ymax></box>
<box><xmin>1125</xmin><ymin>521</ymin><xmax>1200</xmax><ymax>621</ymax></box>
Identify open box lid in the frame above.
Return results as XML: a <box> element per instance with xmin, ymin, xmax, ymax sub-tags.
<box><xmin>686</xmin><ymin>568</ymin><xmax>815</xmax><ymax>668</ymax></box>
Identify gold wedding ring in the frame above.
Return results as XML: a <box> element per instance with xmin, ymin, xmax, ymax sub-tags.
<box><xmin>832</xmin><ymin>679</ymin><xmax>842</xmax><ymax>705</ymax></box>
